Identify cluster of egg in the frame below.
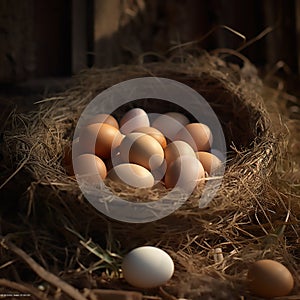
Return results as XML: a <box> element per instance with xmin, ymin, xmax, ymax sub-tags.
<box><xmin>64</xmin><ymin>108</ymin><xmax>223</xmax><ymax>190</ymax></box>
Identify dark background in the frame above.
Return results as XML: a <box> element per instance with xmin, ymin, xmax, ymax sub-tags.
<box><xmin>0</xmin><ymin>0</ymin><xmax>299</xmax><ymax>83</ymax></box>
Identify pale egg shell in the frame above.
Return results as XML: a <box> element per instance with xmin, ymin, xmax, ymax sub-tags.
<box><xmin>195</xmin><ymin>151</ymin><xmax>222</xmax><ymax>175</ymax></box>
<box><xmin>119</xmin><ymin>133</ymin><xmax>164</xmax><ymax>170</ymax></box>
<box><xmin>73</xmin><ymin>154</ymin><xmax>107</xmax><ymax>185</ymax></box>
<box><xmin>164</xmin><ymin>155</ymin><xmax>205</xmax><ymax>191</ymax></box>
<box><xmin>164</xmin><ymin>141</ymin><xmax>196</xmax><ymax>166</ymax></box>
<box><xmin>120</xmin><ymin>108</ymin><xmax>150</xmax><ymax>134</ymax></box>
<box><xmin>79</xmin><ymin>123</ymin><xmax>124</xmax><ymax>159</ymax></box>
<box><xmin>134</xmin><ymin>126</ymin><xmax>167</xmax><ymax>149</ymax></box>
<box><xmin>247</xmin><ymin>259</ymin><xmax>294</xmax><ymax>298</ymax></box>
<box><xmin>84</xmin><ymin>113</ymin><xmax>119</xmax><ymax>129</ymax></box>
<box><xmin>175</xmin><ymin>123</ymin><xmax>213</xmax><ymax>151</ymax></box>
<box><xmin>122</xmin><ymin>246</ymin><xmax>174</xmax><ymax>288</ymax></box>
<box><xmin>107</xmin><ymin>163</ymin><xmax>154</xmax><ymax>188</ymax></box>
<box><xmin>151</xmin><ymin>112</ymin><xmax>189</xmax><ymax>141</ymax></box>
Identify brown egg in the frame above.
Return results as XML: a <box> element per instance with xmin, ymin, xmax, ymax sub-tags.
<box><xmin>175</xmin><ymin>123</ymin><xmax>213</xmax><ymax>151</ymax></box>
<box><xmin>152</xmin><ymin>112</ymin><xmax>189</xmax><ymax>140</ymax></box>
<box><xmin>120</xmin><ymin>108</ymin><xmax>150</xmax><ymax>134</ymax></box>
<box><xmin>247</xmin><ymin>259</ymin><xmax>294</xmax><ymax>298</ymax></box>
<box><xmin>84</xmin><ymin>113</ymin><xmax>119</xmax><ymax>129</ymax></box>
<box><xmin>79</xmin><ymin>123</ymin><xmax>124</xmax><ymax>159</ymax></box>
<box><xmin>195</xmin><ymin>151</ymin><xmax>222</xmax><ymax>175</ymax></box>
<box><xmin>164</xmin><ymin>156</ymin><xmax>205</xmax><ymax>191</ymax></box>
<box><xmin>119</xmin><ymin>133</ymin><xmax>164</xmax><ymax>170</ymax></box>
<box><xmin>164</xmin><ymin>141</ymin><xmax>196</xmax><ymax>166</ymax></box>
<box><xmin>107</xmin><ymin>163</ymin><xmax>154</xmax><ymax>188</ymax></box>
<box><xmin>134</xmin><ymin>127</ymin><xmax>167</xmax><ymax>149</ymax></box>
<box><xmin>73</xmin><ymin>154</ymin><xmax>107</xmax><ymax>185</ymax></box>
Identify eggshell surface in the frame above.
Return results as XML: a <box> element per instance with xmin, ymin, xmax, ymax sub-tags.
<box><xmin>195</xmin><ymin>151</ymin><xmax>222</xmax><ymax>175</ymax></box>
<box><xmin>122</xmin><ymin>246</ymin><xmax>174</xmax><ymax>288</ymax></box>
<box><xmin>73</xmin><ymin>154</ymin><xmax>107</xmax><ymax>185</ymax></box>
<box><xmin>164</xmin><ymin>155</ymin><xmax>205</xmax><ymax>191</ymax></box>
<box><xmin>84</xmin><ymin>113</ymin><xmax>119</xmax><ymax>129</ymax></box>
<box><xmin>120</xmin><ymin>108</ymin><xmax>150</xmax><ymax>134</ymax></box>
<box><xmin>119</xmin><ymin>133</ymin><xmax>164</xmax><ymax>170</ymax></box>
<box><xmin>134</xmin><ymin>126</ymin><xmax>167</xmax><ymax>149</ymax></box>
<box><xmin>175</xmin><ymin>123</ymin><xmax>213</xmax><ymax>151</ymax></box>
<box><xmin>79</xmin><ymin>123</ymin><xmax>123</xmax><ymax>159</ymax></box>
<box><xmin>151</xmin><ymin>112</ymin><xmax>189</xmax><ymax>140</ymax></box>
<box><xmin>164</xmin><ymin>141</ymin><xmax>196</xmax><ymax>166</ymax></box>
<box><xmin>165</xmin><ymin>112</ymin><xmax>189</xmax><ymax>125</ymax></box>
<box><xmin>210</xmin><ymin>148</ymin><xmax>226</xmax><ymax>162</ymax></box>
<box><xmin>107</xmin><ymin>163</ymin><xmax>154</xmax><ymax>188</ymax></box>
<box><xmin>247</xmin><ymin>259</ymin><xmax>294</xmax><ymax>298</ymax></box>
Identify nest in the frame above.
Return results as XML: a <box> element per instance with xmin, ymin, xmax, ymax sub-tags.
<box><xmin>2</xmin><ymin>53</ymin><xmax>300</xmax><ymax>299</ymax></box>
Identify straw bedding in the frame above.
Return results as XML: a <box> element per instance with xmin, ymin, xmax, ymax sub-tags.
<box><xmin>1</xmin><ymin>53</ymin><xmax>300</xmax><ymax>299</ymax></box>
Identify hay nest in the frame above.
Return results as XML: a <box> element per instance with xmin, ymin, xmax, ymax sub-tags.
<box><xmin>2</xmin><ymin>53</ymin><xmax>300</xmax><ymax>299</ymax></box>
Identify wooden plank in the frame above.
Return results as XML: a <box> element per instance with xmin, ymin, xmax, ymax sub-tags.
<box><xmin>72</xmin><ymin>0</ymin><xmax>87</xmax><ymax>73</ymax></box>
<box><xmin>94</xmin><ymin>0</ymin><xmax>122</xmax><ymax>68</ymax></box>
<box><xmin>263</xmin><ymin>0</ymin><xmax>298</xmax><ymax>71</ymax></box>
<box><xmin>295</xmin><ymin>0</ymin><xmax>300</xmax><ymax>73</ymax></box>
<box><xmin>33</xmin><ymin>0</ymin><xmax>72</xmax><ymax>77</ymax></box>
<box><xmin>0</xmin><ymin>0</ymin><xmax>34</xmax><ymax>83</ymax></box>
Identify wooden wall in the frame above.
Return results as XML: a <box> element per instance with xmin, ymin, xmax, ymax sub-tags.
<box><xmin>0</xmin><ymin>0</ymin><xmax>299</xmax><ymax>83</ymax></box>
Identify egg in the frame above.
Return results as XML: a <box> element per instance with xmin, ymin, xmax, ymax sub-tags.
<box><xmin>152</xmin><ymin>112</ymin><xmax>189</xmax><ymax>140</ymax></box>
<box><xmin>195</xmin><ymin>151</ymin><xmax>222</xmax><ymax>175</ymax></box>
<box><xmin>164</xmin><ymin>141</ymin><xmax>196</xmax><ymax>166</ymax></box>
<box><xmin>120</xmin><ymin>108</ymin><xmax>150</xmax><ymax>134</ymax></box>
<box><xmin>134</xmin><ymin>127</ymin><xmax>167</xmax><ymax>149</ymax></box>
<box><xmin>79</xmin><ymin>123</ymin><xmax>124</xmax><ymax>159</ymax></box>
<box><xmin>119</xmin><ymin>133</ymin><xmax>164</xmax><ymax>170</ymax></box>
<box><xmin>122</xmin><ymin>246</ymin><xmax>174</xmax><ymax>288</ymax></box>
<box><xmin>210</xmin><ymin>148</ymin><xmax>226</xmax><ymax>162</ymax></box>
<box><xmin>73</xmin><ymin>154</ymin><xmax>107</xmax><ymax>185</ymax></box>
<box><xmin>84</xmin><ymin>113</ymin><xmax>119</xmax><ymax>129</ymax></box>
<box><xmin>175</xmin><ymin>123</ymin><xmax>213</xmax><ymax>151</ymax></box>
<box><xmin>165</xmin><ymin>112</ymin><xmax>190</xmax><ymax>125</ymax></box>
<box><xmin>164</xmin><ymin>155</ymin><xmax>205</xmax><ymax>191</ymax></box>
<box><xmin>107</xmin><ymin>163</ymin><xmax>154</xmax><ymax>188</ymax></box>
<box><xmin>247</xmin><ymin>259</ymin><xmax>294</xmax><ymax>298</ymax></box>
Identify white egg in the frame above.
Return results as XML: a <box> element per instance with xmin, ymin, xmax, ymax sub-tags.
<box><xmin>122</xmin><ymin>246</ymin><xmax>174</xmax><ymax>288</ymax></box>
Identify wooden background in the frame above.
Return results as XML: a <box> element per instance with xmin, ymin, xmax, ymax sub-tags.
<box><xmin>0</xmin><ymin>0</ymin><xmax>299</xmax><ymax>83</ymax></box>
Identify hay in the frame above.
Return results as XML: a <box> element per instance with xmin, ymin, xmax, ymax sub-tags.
<box><xmin>2</xmin><ymin>53</ymin><xmax>300</xmax><ymax>299</ymax></box>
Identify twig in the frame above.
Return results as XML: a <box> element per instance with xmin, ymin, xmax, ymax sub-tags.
<box><xmin>168</xmin><ymin>25</ymin><xmax>246</xmax><ymax>53</ymax></box>
<box><xmin>0</xmin><ymin>278</ymin><xmax>46</xmax><ymax>300</ymax></box>
<box><xmin>236</xmin><ymin>26</ymin><xmax>274</xmax><ymax>52</ymax></box>
<box><xmin>0</xmin><ymin>236</ymin><xmax>86</xmax><ymax>300</ymax></box>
